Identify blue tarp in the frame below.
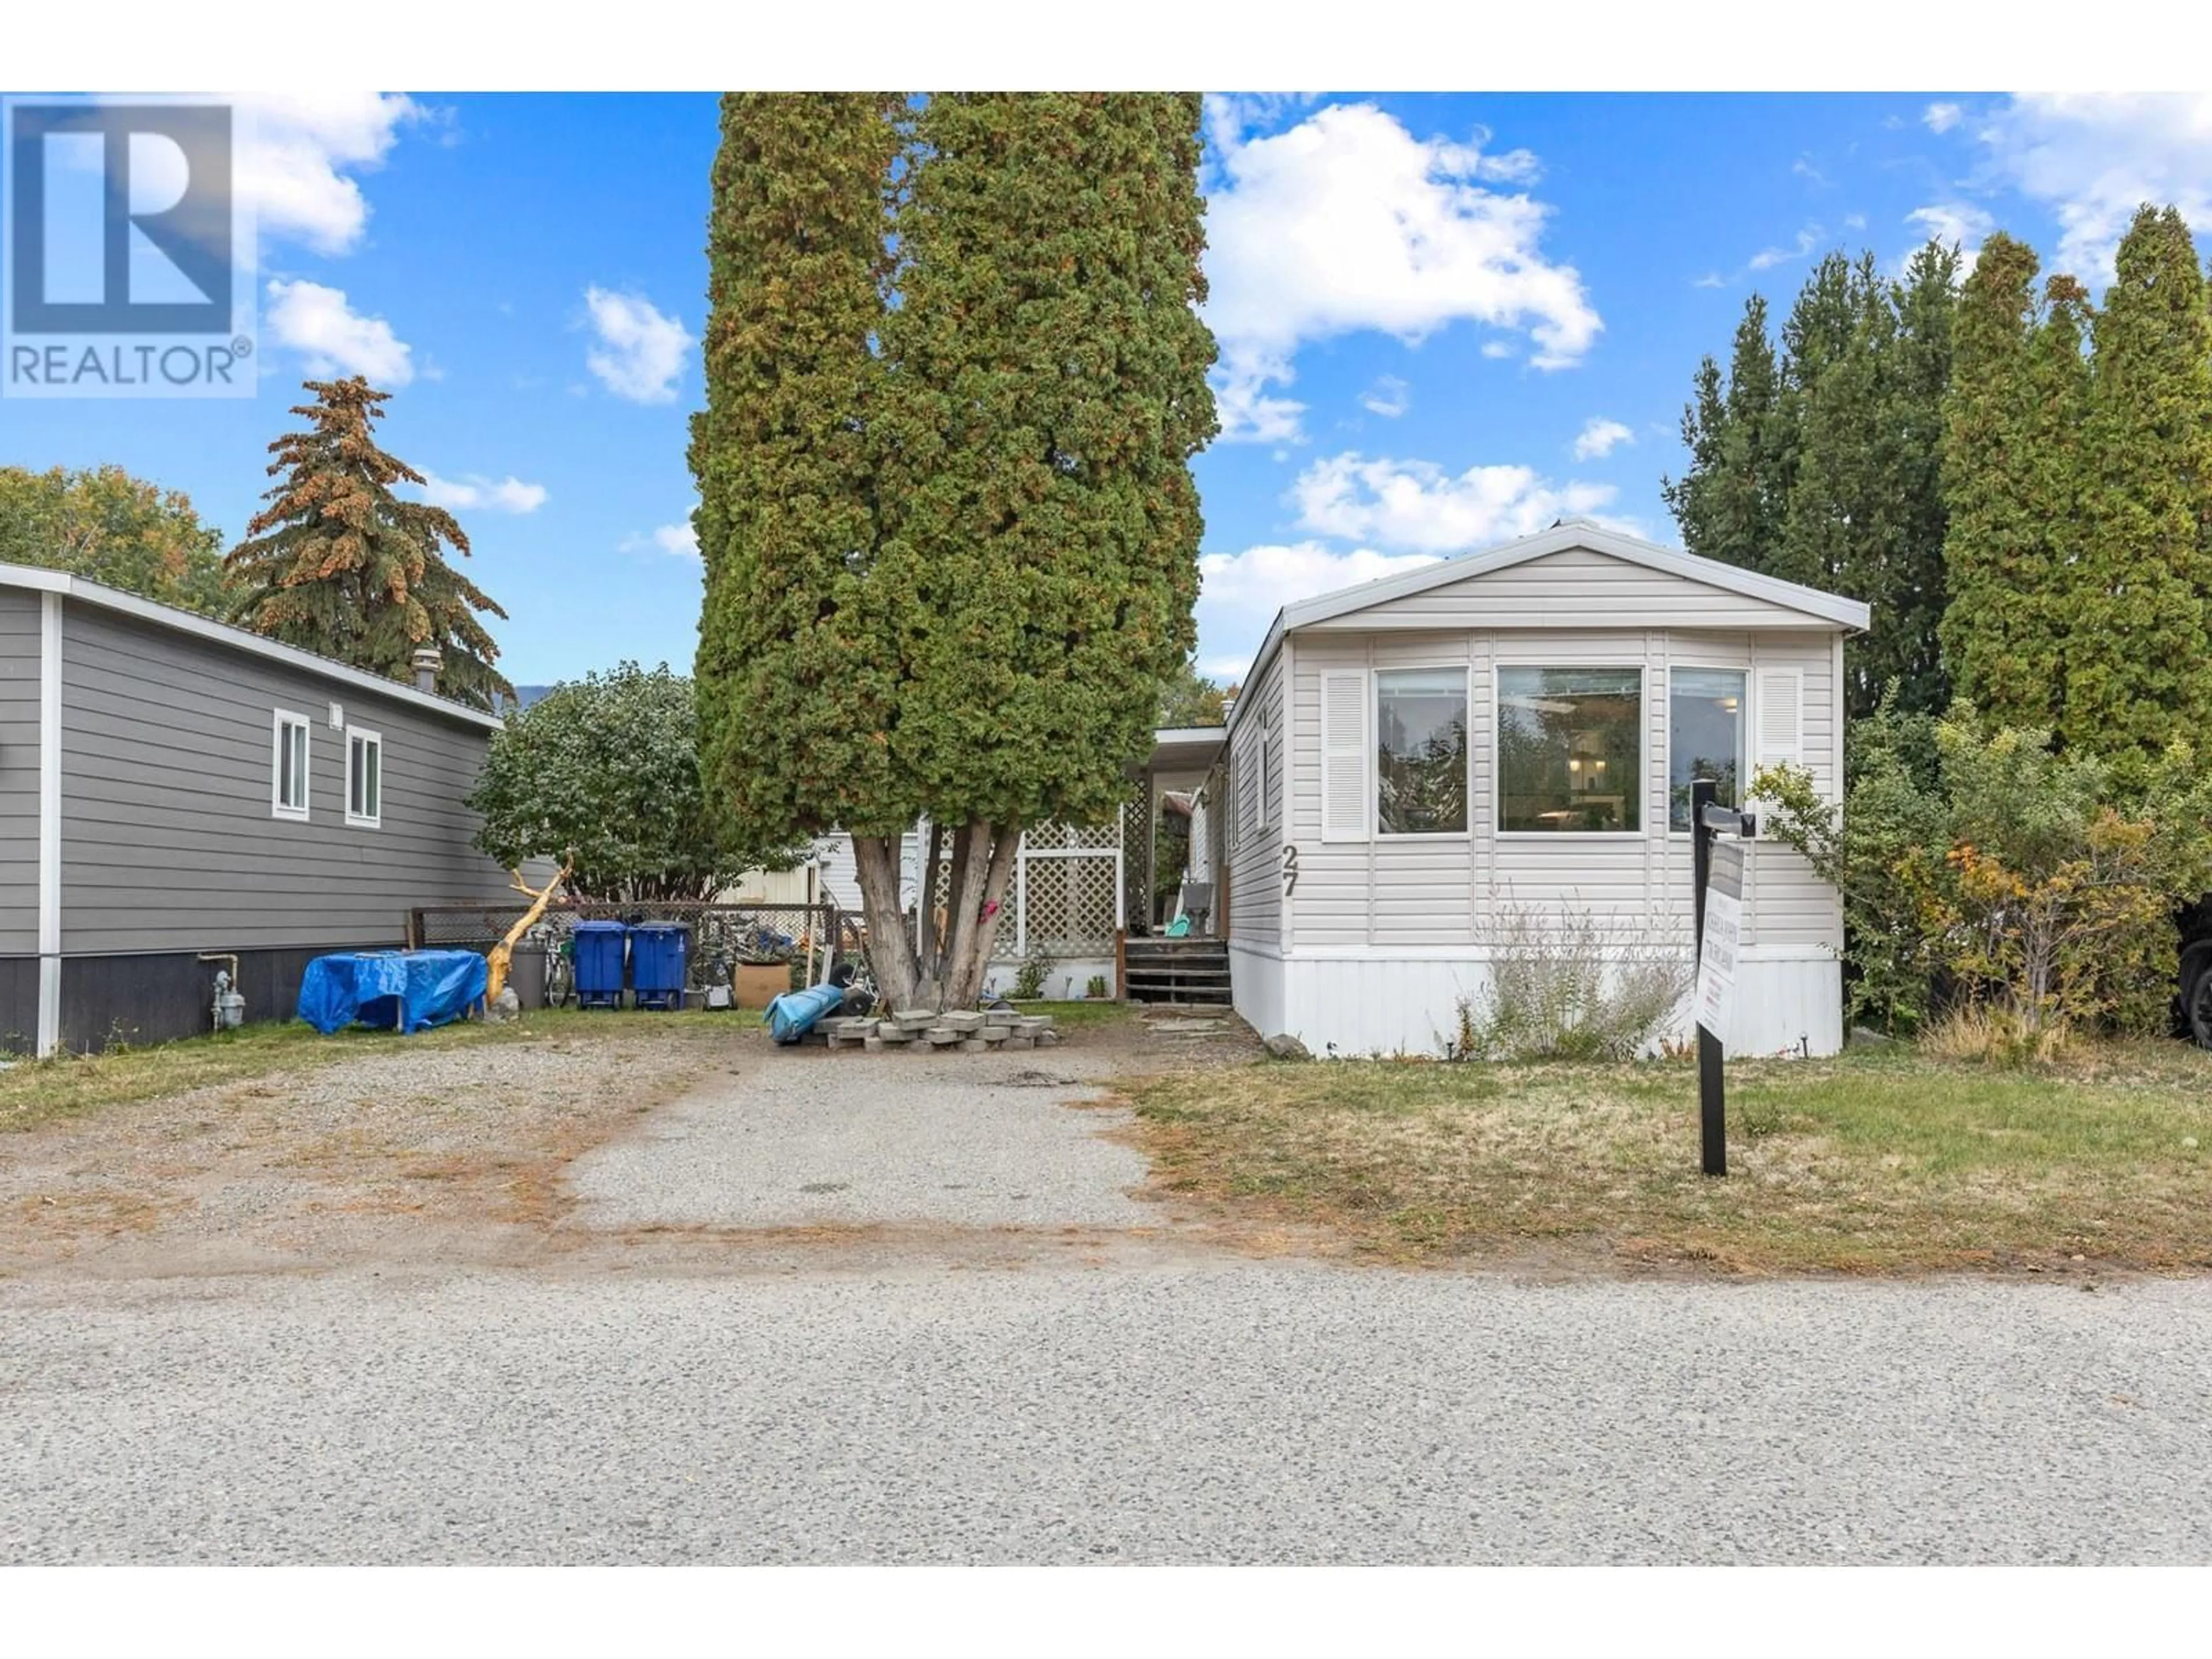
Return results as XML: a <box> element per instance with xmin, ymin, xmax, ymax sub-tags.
<box><xmin>297</xmin><ymin>949</ymin><xmax>489</xmax><ymax>1036</ymax></box>
<box><xmin>765</xmin><ymin>982</ymin><xmax>846</xmax><ymax>1044</ymax></box>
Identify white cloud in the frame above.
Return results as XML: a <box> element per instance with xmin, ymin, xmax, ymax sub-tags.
<box><xmin>1904</xmin><ymin>202</ymin><xmax>1996</xmax><ymax>273</ymax></box>
<box><xmin>1747</xmin><ymin>224</ymin><xmax>1824</xmax><ymax>272</ymax></box>
<box><xmin>1923</xmin><ymin>102</ymin><xmax>1965</xmax><ymax>135</ymax></box>
<box><xmin>1360</xmin><ymin>376</ymin><xmax>1410</xmax><ymax>418</ymax></box>
<box><xmin>583</xmin><ymin>287</ymin><xmax>694</xmax><ymax>404</ymax></box>
<box><xmin>419</xmin><ymin>472</ymin><xmax>547</xmax><ymax>514</ymax></box>
<box><xmin>236</xmin><ymin>93</ymin><xmax>427</xmax><ymax>256</ymax></box>
<box><xmin>1292</xmin><ymin>452</ymin><xmax>1619</xmax><ymax>554</ymax></box>
<box><xmin>1691</xmin><ymin>271</ymin><xmax>1726</xmax><ymax>289</ymax></box>
<box><xmin>1201</xmin><ymin>100</ymin><xmax>1600</xmax><ymax>442</ymax></box>
<box><xmin>1843</xmin><ymin>211</ymin><xmax>1868</xmax><ymax>230</ymax></box>
<box><xmin>1965</xmin><ymin>93</ymin><xmax>2212</xmax><ymax>281</ymax></box>
<box><xmin>622</xmin><ymin>522</ymin><xmax>700</xmax><ymax>560</ymax></box>
<box><xmin>1571</xmin><ymin>418</ymin><xmax>1634</xmax><ymax>461</ymax></box>
<box><xmin>1480</xmin><ymin>340</ymin><xmax>1518</xmax><ymax>359</ymax></box>
<box><xmin>1199</xmin><ymin>539</ymin><xmax>1440</xmax><ymax>612</ymax></box>
<box><xmin>263</xmin><ymin>278</ymin><xmax>413</xmax><ymax>385</ymax></box>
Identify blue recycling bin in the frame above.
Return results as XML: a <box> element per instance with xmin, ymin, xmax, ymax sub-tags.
<box><xmin>572</xmin><ymin>920</ymin><xmax>630</xmax><ymax>1009</ymax></box>
<box><xmin>630</xmin><ymin>922</ymin><xmax>691</xmax><ymax>1012</ymax></box>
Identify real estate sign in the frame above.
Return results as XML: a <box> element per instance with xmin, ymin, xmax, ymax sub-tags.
<box><xmin>1695</xmin><ymin>840</ymin><xmax>1744</xmax><ymax>1041</ymax></box>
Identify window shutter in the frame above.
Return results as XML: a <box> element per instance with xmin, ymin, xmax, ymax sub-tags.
<box><xmin>1749</xmin><ymin>668</ymin><xmax>1803</xmax><ymax>840</ymax></box>
<box><xmin>1320</xmin><ymin>670</ymin><xmax>1369</xmax><ymax>843</ymax></box>
<box><xmin>1754</xmin><ymin>668</ymin><xmax>1802</xmax><ymax>772</ymax></box>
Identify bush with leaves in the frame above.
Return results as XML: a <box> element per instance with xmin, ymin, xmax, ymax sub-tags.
<box><xmin>468</xmin><ymin>662</ymin><xmax>798</xmax><ymax>902</ymax></box>
<box><xmin>1755</xmin><ymin>695</ymin><xmax>2212</xmax><ymax>1041</ymax></box>
<box><xmin>1453</xmin><ymin>902</ymin><xmax>1694</xmax><ymax>1062</ymax></box>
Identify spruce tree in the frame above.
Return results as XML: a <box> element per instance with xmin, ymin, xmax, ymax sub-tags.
<box><xmin>227</xmin><ymin>377</ymin><xmax>512</xmax><ymax>708</ymax></box>
<box><xmin>1937</xmin><ymin>233</ymin><xmax>2059</xmax><ymax>729</ymax></box>
<box><xmin>690</xmin><ymin>93</ymin><xmax>1216</xmax><ymax>1009</ymax></box>
<box><xmin>2063</xmin><ymin>205</ymin><xmax>2212</xmax><ymax>760</ymax></box>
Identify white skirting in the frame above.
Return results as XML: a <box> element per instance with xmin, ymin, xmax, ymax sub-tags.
<box><xmin>982</xmin><ymin>955</ymin><xmax>1116</xmax><ymax>1001</ymax></box>
<box><xmin>1231</xmin><ymin>946</ymin><xmax>1842</xmax><ymax>1059</ymax></box>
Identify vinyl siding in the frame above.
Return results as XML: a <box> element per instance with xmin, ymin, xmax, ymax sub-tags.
<box><xmin>1308</xmin><ymin>545</ymin><xmax>1844</xmax><ymax>634</ymax></box>
<box><xmin>57</xmin><ymin>601</ymin><xmax>517</xmax><ymax>955</ymax></box>
<box><xmin>0</xmin><ymin>589</ymin><xmax>41</xmax><ymax>953</ymax></box>
<box><xmin>1225</xmin><ymin>646</ymin><xmax>1286</xmax><ymax>950</ymax></box>
<box><xmin>1285</xmin><ymin>621</ymin><xmax>1845</xmax><ymax>955</ymax></box>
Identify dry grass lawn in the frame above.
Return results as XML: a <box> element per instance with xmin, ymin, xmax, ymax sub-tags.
<box><xmin>1123</xmin><ymin>1040</ymin><xmax>2212</xmax><ymax>1275</ymax></box>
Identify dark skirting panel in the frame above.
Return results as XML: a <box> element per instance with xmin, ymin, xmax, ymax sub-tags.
<box><xmin>0</xmin><ymin>956</ymin><xmax>38</xmax><ymax>1056</ymax></box>
<box><xmin>51</xmin><ymin>944</ymin><xmax>404</xmax><ymax>1052</ymax></box>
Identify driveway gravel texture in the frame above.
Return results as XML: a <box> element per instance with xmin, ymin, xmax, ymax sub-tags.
<box><xmin>4</xmin><ymin>1012</ymin><xmax>2210</xmax><ymax>1564</ymax></box>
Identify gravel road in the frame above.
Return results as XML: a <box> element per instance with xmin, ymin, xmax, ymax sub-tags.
<box><xmin>5</xmin><ymin>1266</ymin><xmax>2210</xmax><ymax>1565</ymax></box>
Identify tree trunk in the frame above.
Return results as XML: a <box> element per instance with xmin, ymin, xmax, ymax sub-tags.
<box><xmin>853</xmin><ymin>832</ymin><xmax>925</xmax><ymax>1010</ymax></box>
<box><xmin>944</xmin><ymin>822</ymin><xmax>1022</xmax><ymax>1007</ymax></box>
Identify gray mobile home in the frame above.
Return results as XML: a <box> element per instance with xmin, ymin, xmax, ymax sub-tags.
<box><xmin>0</xmin><ymin>562</ymin><xmax>524</xmax><ymax>1054</ymax></box>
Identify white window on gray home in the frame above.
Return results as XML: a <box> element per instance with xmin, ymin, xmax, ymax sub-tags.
<box><xmin>1669</xmin><ymin>668</ymin><xmax>1747</xmax><ymax>831</ymax></box>
<box><xmin>1497</xmin><ymin>666</ymin><xmax>1642</xmax><ymax>834</ymax></box>
<box><xmin>1376</xmin><ymin>668</ymin><xmax>1468</xmax><ymax>835</ymax></box>
<box><xmin>271</xmin><ymin>710</ymin><xmax>311</xmax><ymax>821</ymax></box>
<box><xmin>346</xmin><ymin>727</ymin><xmax>383</xmax><ymax>827</ymax></box>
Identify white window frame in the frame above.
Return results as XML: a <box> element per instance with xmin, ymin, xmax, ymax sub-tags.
<box><xmin>1664</xmin><ymin>662</ymin><xmax>1750</xmax><ymax>835</ymax></box>
<box><xmin>345</xmin><ymin>726</ymin><xmax>384</xmax><ymax>829</ymax></box>
<box><xmin>1374</xmin><ymin>663</ymin><xmax>1475</xmax><ymax>840</ymax></box>
<box><xmin>1492</xmin><ymin>660</ymin><xmax>1648</xmax><ymax>841</ymax></box>
<box><xmin>271</xmin><ymin>709</ymin><xmax>311</xmax><ymax>822</ymax></box>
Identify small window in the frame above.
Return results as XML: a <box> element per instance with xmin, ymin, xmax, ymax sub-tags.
<box><xmin>1497</xmin><ymin>666</ymin><xmax>1642</xmax><ymax>834</ymax></box>
<box><xmin>1670</xmin><ymin>668</ymin><xmax>1746</xmax><ymax>831</ymax></box>
<box><xmin>1376</xmin><ymin>668</ymin><xmax>1468</xmax><ymax>835</ymax></box>
<box><xmin>346</xmin><ymin>728</ymin><xmax>382</xmax><ymax>827</ymax></box>
<box><xmin>272</xmin><ymin>711</ymin><xmax>310</xmax><ymax>821</ymax></box>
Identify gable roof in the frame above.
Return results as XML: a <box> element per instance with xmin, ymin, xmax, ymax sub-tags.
<box><xmin>0</xmin><ymin>561</ymin><xmax>504</xmax><ymax>731</ymax></box>
<box><xmin>1228</xmin><ymin>519</ymin><xmax>1870</xmax><ymax>734</ymax></box>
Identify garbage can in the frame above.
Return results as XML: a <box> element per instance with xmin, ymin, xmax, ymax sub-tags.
<box><xmin>630</xmin><ymin>922</ymin><xmax>691</xmax><ymax>1012</ymax></box>
<box><xmin>508</xmin><ymin>942</ymin><xmax>548</xmax><ymax>1012</ymax></box>
<box><xmin>573</xmin><ymin>920</ymin><xmax>630</xmax><ymax>1009</ymax></box>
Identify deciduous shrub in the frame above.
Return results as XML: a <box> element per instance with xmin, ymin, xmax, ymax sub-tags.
<box><xmin>1755</xmin><ymin>695</ymin><xmax>2212</xmax><ymax>1044</ymax></box>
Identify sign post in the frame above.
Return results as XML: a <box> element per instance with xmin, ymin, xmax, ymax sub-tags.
<box><xmin>1690</xmin><ymin>778</ymin><xmax>1752</xmax><ymax>1177</ymax></box>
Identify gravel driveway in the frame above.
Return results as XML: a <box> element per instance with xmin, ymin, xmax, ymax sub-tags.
<box><xmin>565</xmin><ymin>1046</ymin><xmax>1156</xmax><ymax>1232</ymax></box>
<box><xmin>5</xmin><ymin>1267</ymin><xmax>2210</xmax><ymax>1564</ymax></box>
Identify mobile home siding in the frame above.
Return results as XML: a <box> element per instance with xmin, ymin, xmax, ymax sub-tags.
<box><xmin>1225</xmin><ymin>646</ymin><xmax>1286</xmax><ymax>952</ymax></box>
<box><xmin>1310</xmin><ymin>546</ymin><xmax>1844</xmax><ymax>634</ymax></box>
<box><xmin>57</xmin><ymin>601</ymin><xmax>516</xmax><ymax>955</ymax></box>
<box><xmin>0</xmin><ymin>589</ymin><xmax>40</xmax><ymax>953</ymax></box>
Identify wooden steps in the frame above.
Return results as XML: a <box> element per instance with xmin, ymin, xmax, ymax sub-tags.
<box><xmin>1123</xmin><ymin>937</ymin><xmax>1232</xmax><ymax>1007</ymax></box>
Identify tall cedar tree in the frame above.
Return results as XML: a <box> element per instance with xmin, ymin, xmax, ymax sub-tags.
<box><xmin>690</xmin><ymin>94</ymin><xmax>1217</xmax><ymax>1009</ymax></box>
<box><xmin>1669</xmin><ymin>244</ymin><xmax>1961</xmax><ymax>718</ymax></box>
<box><xmin>227</xmin><ymin>377</ymin><xmax>512</xmax><ymax>709</ymax></box>
<box><xmin>690</xmin><ymin>94</ymin><xmax>909</xmax><ymax>898</ymax></box>
<box><xmin>2063</xmin><ymin>206</ymin><xmax>2212</xmax><ymax>762</ymax></box>
<box><xmin>1936</xmin><ymin>234</ymin><xmax>2056</xmax><ymax>725</ymax></box>
<box><xmin>1663</xmin><ymin>294</ymin><xmax>1787</xmax><ymax>575</ymax></box>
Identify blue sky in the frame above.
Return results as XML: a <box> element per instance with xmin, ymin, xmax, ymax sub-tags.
<box><xmin>6</xmin><ymin>90</ymin><xmax>2205</xmax><ymax>686</ymax></box>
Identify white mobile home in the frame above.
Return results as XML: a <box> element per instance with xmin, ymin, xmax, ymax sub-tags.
<box><xmin>1219</xmin><ymin>519</ymin><xmax>1867</xmax><ymax>1058</ymax></box>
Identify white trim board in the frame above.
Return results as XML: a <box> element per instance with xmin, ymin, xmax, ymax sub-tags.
<box><xmin>0</xmin><ymin>562</ymin><xmax>502</xmax><ymax>732</ymax></box>
<box><xmin>37</xmin><ymin>592</ymin><xmax>62</xmax><ymax>1058</ymax></box>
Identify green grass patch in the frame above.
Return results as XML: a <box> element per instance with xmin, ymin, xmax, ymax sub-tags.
<box><xmin>1122</xmin><ymin>1041</ymin><xmax>2212</xmax><ymax>1275</ymax></box>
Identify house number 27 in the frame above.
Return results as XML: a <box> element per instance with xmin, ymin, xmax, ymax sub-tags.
<box><xmin>1281</xmin><ymin>844</ymin><xmax>1298</xmax><ymax>898</ymax></box>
